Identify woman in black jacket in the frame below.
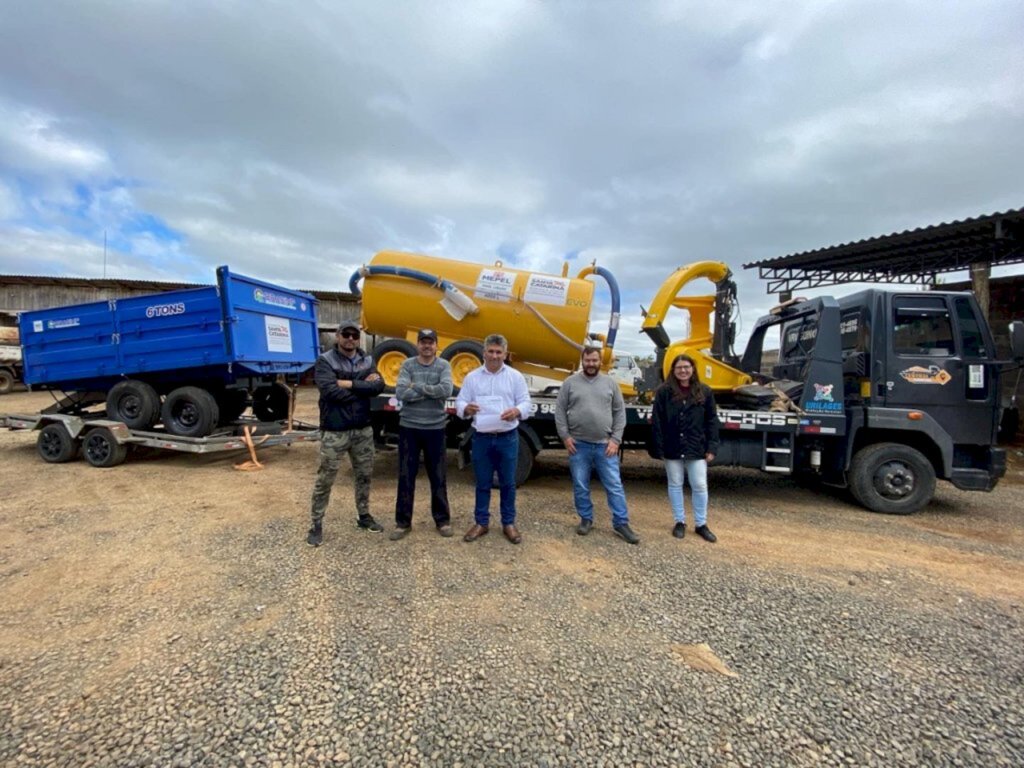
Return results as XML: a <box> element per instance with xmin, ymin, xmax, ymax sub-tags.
<box><xmin>649</xmin><ymin>354</ymin><xmax>720</xmax><ymax>542</ymax></box>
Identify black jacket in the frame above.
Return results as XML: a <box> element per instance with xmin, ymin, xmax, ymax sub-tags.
<box><xmin>648</xmin><ymin>383</ymin><xmax>720</xmax><ymax>460</ymax></box>
<box><xmin>314</xmin><ymin>347</ymin><xmax>384</xmax><ymax>432</ymax></box>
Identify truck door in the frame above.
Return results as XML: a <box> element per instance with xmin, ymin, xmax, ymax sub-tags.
<box><xmin>884</xmin><ymin>295</ymin><xmax>996</xmax><ymax>445</ymax></box>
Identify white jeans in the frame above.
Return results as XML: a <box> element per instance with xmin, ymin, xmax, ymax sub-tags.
<box><xmin>665</xmin><ymin>458</ymin><xmax>709</xmax><ymax>526</ymax></box>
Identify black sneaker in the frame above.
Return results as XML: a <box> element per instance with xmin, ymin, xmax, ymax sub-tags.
<box><xmin>306</xmin><ymin>523</ymin><xmax>323</xmax><ymax>547</ymax></box>
<box><xmin>613</xmin><ymin>523</ymin><xmax>640</xmax><ymax>545</ymax></box>
<box><xmin>695</xmin><ymin>524</ymin><xmax>717</xmax><ymax>543</ymax></box>
<box><xmin>357</xmin><ymin>515</ymin><xmax>384</xmax><ymax>533</ymax></box>
<box><xmin>672</xmin><ymin>522</ymin><xmax>686</xmax><ymax>539</ymax></box>
<box><xmin>576</xmin><ymin>518</ymin><xmax>594</xmax><ymax>536</ymax></box>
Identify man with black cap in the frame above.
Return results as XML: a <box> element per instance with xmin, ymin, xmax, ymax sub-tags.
<box><xmin>390</xmin><ymin>328</ymin><xmax>454</xmax><ymax>540</ymax></box>
<box><xmin>306</xmin><ymin>322</ymin><xmax>385</xmax><ymax>546</ymax></box>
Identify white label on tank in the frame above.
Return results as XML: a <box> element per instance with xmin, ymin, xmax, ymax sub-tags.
<box><xmin>33</xmin><ymin>320</ymin><xmax>43</xmax><ymax>332</ymax></box>
<box><xmin>265</xmin><ymin>316</ymin><xmax>292</xmax><ymax>353</ymax></box>
<box><xmin>968</xmin><ymin>364</ymin><xmax>983</xmax><ymax>389</ymax></box>
<box><xmin>475</xmin><ymin>269</ymin><xmax>515</xmax><ymax>302</ymax></box>
<box><xmin>524</xmin><ymin>274</ymin><xmax>570</xmax><ymax>306</ymax></box>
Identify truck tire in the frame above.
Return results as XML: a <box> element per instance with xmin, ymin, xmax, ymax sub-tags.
<box><xmin>37</xmin><ymin>423</ymin><xmax>78</xmax><ymax>463</ymax></box>
<box><xmin>252</xmin><ymin>383</ymin><xmax>291</xmax><ymax>422</ymax></box>
<box><xmin>162</xmin><ymin>386</ymin><xmax>220</xmax><ymax>437</ymax></box>
<box><xmin>82</xmin><ymin>427</ymin><xmax>128</xmax><ymax>468</ymax></box>
<box><xmin>106</xmin><ymin>380</ymin><xmax>160</xmax><ymax>429</ymax></box>
<box><xmin>441</xmin><ymin>341</ymin><xmax>484</xmax><ymax>393</ymax></box>
<box><xmin>849</xmin><ymin>442</ymin><xmax>935</xmax><ymax>515</ymax></box>
<box><xmin>515</xmin><ymin>431</ymin><xmax>535</xmax><ymax>487</ymax></box>
<box><xmin>373</xmin><ymin>339</ymin><xmax>417</xmax><ymax>390</ymax></box>
<box><xmin>0</xmin><ymin>368</ymin><xmax>13</xmax><ymax>395</ymax></box>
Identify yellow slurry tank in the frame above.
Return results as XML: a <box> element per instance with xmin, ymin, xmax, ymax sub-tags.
<box><xmin>350</xmin><ymin>251</ymin><xmax>623</xmax><ymax>389</ymax></box>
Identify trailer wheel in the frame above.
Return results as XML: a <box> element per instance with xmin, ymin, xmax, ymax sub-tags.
<box><xmin>849</xmin><ymin>442</ymin><xmax>935</xmax><ymax>515</ymax></box>
<box><xmin>37</xmin><ymin>423</ymin><xmax>78</xmax><ymax>463</ymax></box>
<box><xmin>252</xmin><ymin>382</ymin><xmax>291</xmax><ymax>422</ymax></box>
<box><xmin>82</xmin><ymin>427</ymin><xmax>128</xmax><ymax>468</ymax></box>
<box><xmin>162</xmin><ymin>386</ymin><xmax>220</xmax><ymax>437</ymax></box>
<box><xmin>373</xmin><ymin>339</ymin><xmax>417</xmax><ymax>390</ymax></box>
<box><xmin>441</xmin><ymin>341</ymin><xmax>484</xmax><ymax>393</ymax></box>
<box><xmin>106</xmin><ymin>380</ymin><xmax>160</xmax><ymax>429</ymax></box>
<box><xmin>217</xmin><ymin>388</ymin><xmax>251</xmax><ymax>425</ymax></box>
<box><xmin>515</xmin><ymin>432</ymin><xmax>535</xmax><ymax>487</ymax></box>
<box><xmin>0</xmin><ymin>368</ymin><xmax>14</xmax><ymax>395</ymax></box>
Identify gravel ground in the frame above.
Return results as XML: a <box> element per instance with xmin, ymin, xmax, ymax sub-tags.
<box><xmin>1</xmin><ymin>388</ymin><xmax>1023</xmax><ymax>767</ymax></box>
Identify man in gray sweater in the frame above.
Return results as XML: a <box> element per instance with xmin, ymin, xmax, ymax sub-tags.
<box><xmin>555</xmin><ymin>347</ymin><xmax>639</xmax><ymax>544</ymax></box>
<box><xmin>390</xmin><ymin>328</ymin><xmax>454</xmax><ymax>540</ymax></box>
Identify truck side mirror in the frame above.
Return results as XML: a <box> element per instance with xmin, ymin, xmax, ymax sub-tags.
<box><xmin>1010</xmin><ymin>321</ymin><xmax>1024</xmax><ymax>361</ymax></box>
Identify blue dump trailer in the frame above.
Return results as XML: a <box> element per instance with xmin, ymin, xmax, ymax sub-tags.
<box><xmin>19</xmin><ymin>266</ymin><xmax>319</xmax><ymax>437</ymax></box>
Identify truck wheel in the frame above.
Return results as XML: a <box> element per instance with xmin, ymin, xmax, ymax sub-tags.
<box><xmin>82</xmin><ymin>427</ymin><xmax>128</xmax><ymax>468</ymax></box>
<box><xmin>373</xmin><ymin>340</ymin><xmax>417</xmax><ymax>390</ymax></box>
<box><xmin>0</xmin><ymin>368</ymin><xmax>13</xmax><ymax>395</ymax></box>
<box><xmin>106</xmin><ymin>380</ymin><xmax>160</xmax><ymax>429</ymax></box>
<box><xmin>37</xmin><ymin>423</ymin><xmax>78</xmax><ymax>463</ymax></box>
<box><xmin>441</xmin><ymin>341</ymin><xmax>484</xmax><ymax>393</ymax></box>
<box><xmin>849</xmin><ymin>442</ymin><xmax>936</xmax><ymax>515</ymax></box>
<box><xmin>515</xmin><ymin>432</ymin><xmax>535</xmax><ymax>487</ymax></box>
<box><xmin>162</xmin><ymin>386</ymin><xmax>220</xmax><ymax>437</ymax></box>
<box><xmin>252</xmin><ymin>383</ymin><xmax>291</xmax><ymax>422</ymax></box>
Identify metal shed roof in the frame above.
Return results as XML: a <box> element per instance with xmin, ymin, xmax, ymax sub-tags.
<box><xmin>744</xmin><ymin>207</ymin><xmax>1023</xmax><ymax>294</ymax></box>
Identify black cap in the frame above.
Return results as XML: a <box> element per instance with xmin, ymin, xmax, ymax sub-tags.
<box><xmin>417</xmin><ymin>328</ymin><xmax>438</xmax><ymax>341</ymax></box>
<box><xmin>338</xmin><ymin>322</ymin><xmax>360</xmax><ymax>333</ymax></box>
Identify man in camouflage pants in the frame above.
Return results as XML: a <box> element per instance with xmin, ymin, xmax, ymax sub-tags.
<box><xmin>307</xmin><ymin>322</ymin><xmax>385</xmax><ymax>546</ymax></box>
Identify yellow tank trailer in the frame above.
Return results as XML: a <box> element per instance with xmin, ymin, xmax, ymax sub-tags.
<box><xmin>349</xmin><ymin>251</ymin><xmax>630</xmax><ymax>392</ymax></box>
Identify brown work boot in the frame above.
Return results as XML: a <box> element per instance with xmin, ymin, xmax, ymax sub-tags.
<box><xmin>502</xmin><ymin>524</ymin><xmax>522</xmax><ymax>544</ymax></box>
<box><xmin>463</xmin><ymin>524</ymin><xmax>489</xmax><ymax>542</ymax></box>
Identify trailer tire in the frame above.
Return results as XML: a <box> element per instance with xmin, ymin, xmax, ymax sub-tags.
<box><xmin>37</xmin><ymin>423</ymin><xmax>78</xmax><ymax>463</ymax></box>
<box><xmin>162</xmin><ymin>386</ymin><xmax>220</xmax><ymax>437</ymax></box>
<box><xmin>849</xmin><ymin>442</ymin><xmax>935</xmax><ymax>515</ymax></box>
<box><xmin>252</xmin><ymin>383</ymin><xmax>291</xmax><ymax>422</ymax></box>
<box><xmin>441</xmin><ymin>341</ymin><xmax>484</xmax><ymax>393</ymax></box>
<box><xmin>106</xmin><ymin>380</ymin><xmax>160</xmax><ymax>429</ymax></box>
<box><xmin>515</xmin><ymin>432</ymin><xmax>535</xmax><ymax>487</ymax></box>
<box><xmin>373</xmin><ymin>340</ymin><xmax>417</xmax><ymax>390</ymax></box>
<box><xmin>83</xmin><ymin>427</ymin><xmax>128</xmax><ymax>468</ymax></box>
<box><xmin>0</xmin><ymin>368</ymin><xmax>13</xmax><ymax>395</ymax></box>
<box><xmin>217</xmin><ymin>388</ymin><xmax>251</xmax><ymax>425</ymax></box>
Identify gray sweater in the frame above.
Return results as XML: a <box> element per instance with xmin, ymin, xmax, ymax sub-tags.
<box><xmin>395</xmin><ymin>356</ymin><xmax>453</xmax><ymax>429</ymax></box>
<box><xmin>554</xmin><ymin>372</ymin><xmax>626</xmax><ymax>444</ymax></box>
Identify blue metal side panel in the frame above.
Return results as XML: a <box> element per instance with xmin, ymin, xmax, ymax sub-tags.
<box><xmin>218</xmin><ymin>267</ymin><xmax>320</xmax><ymax>375</ymax></box>
<box><xmin>19</xmin><ymin>301</ymin><xmax>118</xmax><ymax>386</ymax></box>
<box><xmin>115</xmin><ymin>286</ymin><xmax>230</xmax><ymax>374</ymax></box>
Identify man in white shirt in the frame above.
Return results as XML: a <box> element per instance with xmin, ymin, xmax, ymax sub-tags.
<box><xmin>455</xmin><ymin>334</ymin><xmax>532</xmax><ymax>544</ymax></box>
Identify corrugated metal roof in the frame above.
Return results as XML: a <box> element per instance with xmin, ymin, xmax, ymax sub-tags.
<box><xmin>743</xmin><ymin>207</ymin><xmax>1024</xmax><ymax>294</ymax></box>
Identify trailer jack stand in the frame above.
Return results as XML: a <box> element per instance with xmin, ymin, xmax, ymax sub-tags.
<box><xmin>234</xmin><ymin>425</ymin><xmax>265</xmax><ymax>471</ymax></box>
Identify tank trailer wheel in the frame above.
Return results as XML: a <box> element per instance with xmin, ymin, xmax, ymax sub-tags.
<box><xmin>217</xmin><ymin>388</ymin><xmax>251</xmax><ymax>425</ymax></box>
<box><xmin>37</xmin><ymin>423</ymin><xmax>79</xmax><ymax>463</ymax></box>
<box><xmin>82</xmin><ymin>427</ymin><xmax>128</xmax><ymax>468</ymax></box>
<box><xmin>252</xmin><ymin>382</ymin><xmax>291</xmax><ymax>422</ymax></box>
<box><xmin>161</xmin><ymin>386</ymin><xmax>221</xmax><ymax>437</ymax></box>
<box><xmin>849</xmin><ymin>442</ymin><xmax>936</xmax><ymax>515</ymax></box>
<box><xmin>372</xmin><ymin>339</ymin><xmax>417</xmax><ymax>390</ymax></box>
<box><xmin>0</xmin><ymin>369</ymin><xmax>14</xmax><ymax>395</ymax></box>
<box><xmin>441</xmin><ymin>340</ymin><xmax>484</xmax><ymax>393</ymax></box>
<box><xmin>106</xmin><ymin>380</ymin><xmax>160</xmax><ymax>429</ymax></box>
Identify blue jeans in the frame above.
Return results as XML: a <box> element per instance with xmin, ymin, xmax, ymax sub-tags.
<box><xmin>665</xmin><ymin>458</ymin><xmax>709</xmax><ymax>526</ymax></box>
<box><xmin>569</xmin><ymin>440</ymin><xmax>629</xmax><ymax>528</ymax></box>
<box><xmin>471</xmin><ymin>431</ymin><xmax>519</xmax><ymax>526</ymax></box>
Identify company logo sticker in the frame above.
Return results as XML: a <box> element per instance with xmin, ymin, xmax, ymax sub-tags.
<box><xmin>254</xmin><ymin>288</ymin><xmax>297</xmax><ymax>310</ymax></box>
<box><xmin>46</xmin><ymin>317</ymin><xmax>81</xmax><ymax>329</ymax></box>
<box><xmin>899</xmin><ymin>365</ymin><xmax>952</xmax><ymax>385</ymax></box>
<box><xmin>803</xmin><ymin>382</ymin><xmax>843</xmax><ymax>413</ymax></box>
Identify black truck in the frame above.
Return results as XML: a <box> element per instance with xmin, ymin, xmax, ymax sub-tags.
<box><xmin>370</xmin><ymin>287</ymin><xmax>1022</xmax><ymax>515</ymax></box>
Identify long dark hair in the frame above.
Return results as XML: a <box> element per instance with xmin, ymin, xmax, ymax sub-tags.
<box><xmin>660</xmin><ymin>353</ymin><xmax>705</xmax><ymax>404</ymax></box>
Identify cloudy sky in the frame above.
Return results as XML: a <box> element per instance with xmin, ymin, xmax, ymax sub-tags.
<box><xmin>1</xmin><ymin>0</ymin><xmax>1022</xmax><ymax>357</ymax></box>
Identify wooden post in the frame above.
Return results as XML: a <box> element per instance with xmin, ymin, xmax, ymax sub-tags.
<box><xmin>970</xmin><ymin>261</ymin><xmax>991</xmax><ymax>322</ymax></box>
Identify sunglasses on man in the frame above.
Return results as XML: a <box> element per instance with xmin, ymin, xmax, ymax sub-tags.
<box><xmin>339</xmin><ymin>330</ymin><xmax>360</xmax><ymax>339</ymax></box>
